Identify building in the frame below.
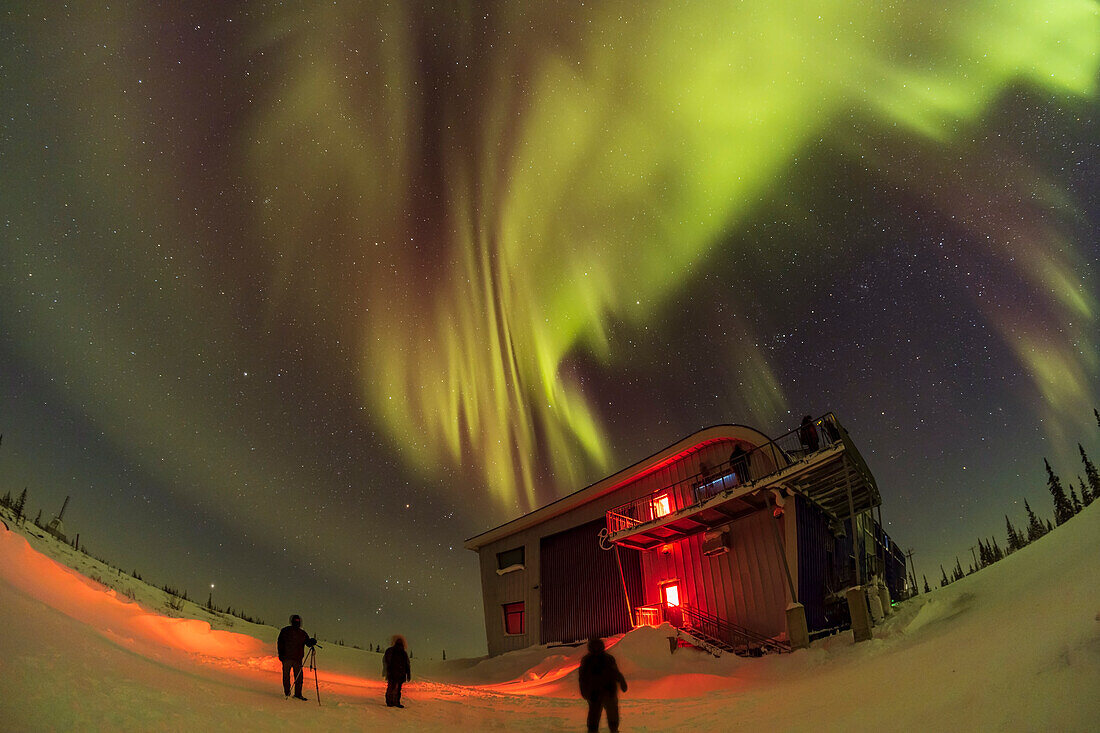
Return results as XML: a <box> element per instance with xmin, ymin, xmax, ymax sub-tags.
<box><xmin>465</xmin><ymin>414</ymin><xmax>906</xmax><ymax>657</ymax></box>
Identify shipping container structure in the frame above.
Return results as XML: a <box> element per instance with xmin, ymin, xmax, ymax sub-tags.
<box><xmin>465</xmin><ymin>414</ymin><xmax>906</xmax><ymax>657</ymax></box>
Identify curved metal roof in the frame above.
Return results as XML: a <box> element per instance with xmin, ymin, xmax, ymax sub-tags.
<box><xmin>464</xmin><ymin>424</ymin><xmax>774</xmax><ymax>550</ymax></box>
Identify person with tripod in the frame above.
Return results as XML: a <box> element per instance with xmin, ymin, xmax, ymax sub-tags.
<box><xmin>277</xmin><ymin>614</ymin><xmax>317</xmax><ymax>700</ymax></box>
<box><xmin>382</xmin><ymin>635</ymin><xmax>411</xmax><ymax>708</ymax></box>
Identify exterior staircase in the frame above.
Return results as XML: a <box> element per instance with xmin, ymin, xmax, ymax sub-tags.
<box><xmin>679</xmin><ymin>603</ymin><xmax>791</xmax><ymax>657</ymax></box>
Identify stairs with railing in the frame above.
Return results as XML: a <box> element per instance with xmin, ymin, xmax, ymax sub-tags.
<box><xmin>679</xmin><ymin>603</ymin><xmax>791</xmax><ymax>656</ymax></box>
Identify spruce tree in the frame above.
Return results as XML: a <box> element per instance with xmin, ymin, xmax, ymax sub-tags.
<box><xmin>1005</xmin><ymin>514</ymin><xmax>1022</xmax><ymax>551</ymax></box>
<box><xmin>0</xmin><ymin>491</ymin><xmax>10</xmax><ymax>508</ymax></box>
<box><xmin>953</xmin><ymin>557</ymin><xmax>964</xmax><ymax>581</ymax></box>
<box><xmin>923</xmin><ymin>575</ymin><xmax>931</xmax><ymax>593</ymax></box>
<box><xmin>940</xmin><ymin>565</ymin><xmax>949</xmax><ymax>587</ymax></box>
<box><xmin>1080</xmin><ymin>445</ymin><xmax>1099</xmax><ymax>505</ymax></box>
<box><xmin>1078</xmin><ymin>476</ymin><xmax>1092</xmax><ymax>506</ymax></box>
<box><xmin>1046</xmin><ymin>519</ymin><xmax>1053</xmax><ymax>532</ymax></box>
<box><xmin>1044</xmin><ymin>459</ymin><xmax>1074</xmax><ymax>525</ymax></box>
<box><xmin>1024</xmin><ymin>499</ymin><xmax>1045</xmax><ymax>541</ymax></box>
<box><xmin>1070</xmin><ymin>486</ymin><xmax>1082</xmax><ymax>514</ymax></box>
<box><xmin>1095</xmin><ymin>407</ymin><xmax>1099</xmax><ymax>429</ymax></box>
<box><xmin>14</xmin><ymin>488</ymin><xmax>27</xmax><ymax>518</ymax></box>
<box><xmin>991</xmin><ymin>537</ymin><xmax>1004</xmax><ymax>561</ymax></box>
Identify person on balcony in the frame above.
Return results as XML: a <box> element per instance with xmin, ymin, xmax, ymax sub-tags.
<box><xmin>579</xmin><ymin>637</ymin><xmax>628</xmax><ymax>733</ymax></box>
<box><xmin>799</xmin><ymin>415</ymin><xmax>820</xmax><ymax>453</ymax></box>
<box><xmin>729</xmin><ymin>444</ymin><xmax>750</xmax><ymax>485</ymax></box>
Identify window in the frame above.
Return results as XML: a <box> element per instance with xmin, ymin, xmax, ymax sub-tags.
<box><xmin>662</xmin><ymin>581</ymin><xmax>681</xmax><ymax>608</ymax></box>
<box><xmin>497</xmin><ymin>546</ymin><xmax>525</xmax><ymax>571</ymax></box>
<box><xmin>651</xmin><ymin>493</ymin><xmax>671</xmax><ymax>518</ymax></box>
<box><xmin>502</xmin><ymin>602</ymin><xmax>525</xmax><ymax>635</ymax></box>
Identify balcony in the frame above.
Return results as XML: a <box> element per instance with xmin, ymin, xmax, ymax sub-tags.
<box><xmin>605</xmin><ymin>413</ymin><xmax>880</xmax><ymax>550</ymax></box>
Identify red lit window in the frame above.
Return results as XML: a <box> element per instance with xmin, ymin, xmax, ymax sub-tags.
<box><xmin>663</xmin><ymin>582</ymin><xmax>681</xmax><ymax>608</ymax></box>
<box><xmin>652</xmin><ymin>493</ymin><xmax>671</xmax><ymax>518</ymax></box>
<box><xmin>502</xmin><ymin>602</ymin><xmax>525</xmax><ymax>635</ymax></box>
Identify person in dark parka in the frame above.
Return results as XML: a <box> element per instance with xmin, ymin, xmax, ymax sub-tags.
<box><xmin>729</xmin><ymin>444</ymin><xmax>751</xmax><ymax>485</ymax></box>
<box><xmin>277</xmin><ymin>614</ymin><xmax>316</xmax><ymax>699</ymax></box>
<box><xmin>382</xmin><ymin>635</ymin><xmax>411</xmax><ymax>708</ymax></box>
<box><xmin>578</xmin><ymin>637</ymin><xmax>628</xmax><ymax>733</ymax></box>
<box><xmin>799</xmin><ymin>414</ymin><xmax>820</xmax><ymax>453</ymax></box>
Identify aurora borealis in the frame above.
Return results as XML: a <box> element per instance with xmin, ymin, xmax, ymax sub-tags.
<box><xmin>2</xmin><ymin>2</ymin><xmax>1098</xmax><ymax>656</ymax></box>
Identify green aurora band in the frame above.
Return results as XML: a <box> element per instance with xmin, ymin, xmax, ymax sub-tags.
<box><xmin>4</xmin><ymin>1</ymin><xmax>1098</xmax><ymax>517</ymax></box>
<box><xmin>251</xmin><ymin>0</ymin><xmax>1098</xmax><ymax>507</ymax></box>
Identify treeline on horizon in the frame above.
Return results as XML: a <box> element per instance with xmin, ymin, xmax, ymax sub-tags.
<box><xmin>0</xmin><ymin>487</ymin><xmax>405</xmax><ymax>654</ymax></box>
<box><xmin>0</xmin><ymin>485</ymin><xmax>268</xmax><ymax>628</ymax></box>
<box><xmin>914</xmin><ymin>408</ymin><xmax>1100</xmax><ymax>593</ymax></box>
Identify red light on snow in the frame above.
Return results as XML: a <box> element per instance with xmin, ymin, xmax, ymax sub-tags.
<box><xmin>652</xmin><ymin>494</ymin><xmax>671</xmax><ymax>518</ymax></box>
<box><xmin>0</xmin><ymin>527</ymin><xmax>391</xmax><ymax>698</ymax></box>
<box><xmin>663</xmin><ymin>583</ymin><xmax>680</xmax><ymax>607</ymax></box>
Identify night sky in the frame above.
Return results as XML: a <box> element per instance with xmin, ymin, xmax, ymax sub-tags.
<box><xmin>2</xmin><ymin>3</ymin><xmax>1097</xmax><ymax>658</ymax></box>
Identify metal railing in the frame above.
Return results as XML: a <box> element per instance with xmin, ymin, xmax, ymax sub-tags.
<box><xmin>631</xmin><ymin>601</ymin><xmax>790</xmax><ymax>655</ymax></box>
<box><xmin>633</xmin><ymin>604</ymin><xmax>665</xmax><ymax>628</ymax></box>
<box><xmin>606</xmin><ymin>414</ymin><xmax>846</xmax><ymax>535</ymax></box>
<box><xmin>680</xmin><ymin>603</ymin><xmax>791</xmax><ymax>655</ymax></box>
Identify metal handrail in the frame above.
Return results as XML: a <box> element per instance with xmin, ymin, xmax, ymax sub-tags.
<box><xmin>633</xmin><ymin>604</ymin><xmax>665</xmax><ymax>627</ymax></box>
<box><xmin>605</xmin><ymin>414</ymin><xmax>846</xmax><ymax>535</ymax></box>
<box><xmin>680</xmin><ymin>603</ymin><xmax>791</xmax><ymax>654</ymax></box>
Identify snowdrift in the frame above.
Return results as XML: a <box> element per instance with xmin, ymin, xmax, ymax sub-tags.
<box><xmin>1</xmin><ymin>504</ymin><xmax>1098</xmax><ymax>730</ymax></box>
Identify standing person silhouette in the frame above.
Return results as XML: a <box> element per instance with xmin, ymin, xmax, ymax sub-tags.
<box><xmin>383</xmin><ymin>635</ymin><xmax>411</xmax><ymax>708</ymax></box>
<box><xmin>578</xmin><ymin>637</ymin><xmax>628</xmax><ymax>733</ymax></box>
<box><xmin>799</xmin><ymin>414</ymin><xmax>820</xmax><ymax>453</ymax></box>
<box><xmin>729</xmin><ymin>444</ymin><xmax>751</xmax><ymax>485</ymax></box>
<box><xmin>276</xmin><ymin>614</ymin><xmax>316</xmax><ymax>700</ymax></box>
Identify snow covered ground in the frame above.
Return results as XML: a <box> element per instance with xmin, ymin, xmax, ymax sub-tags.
<box><xmin>1</xmin><ymin>503</ymin><xmax>1098</xmax><ymax>731</ymax></box>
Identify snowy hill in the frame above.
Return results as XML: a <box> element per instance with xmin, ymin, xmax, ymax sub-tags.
<box><xmin>1</xmin><ymin>504</ymin><xmax>1098</xmax><ymax>731</ymax></box>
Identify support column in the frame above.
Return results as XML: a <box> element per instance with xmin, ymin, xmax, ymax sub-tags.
<box><xmin>764</xmin><ymin>491</ymin><xmax>807</xmax><ymax>649</ymax></box>
<box><xmin>877</xmin><ymin>581</ymin><xmax>892</xmax><ymax>616</ymax></box>
<box><xmin>865</xmin><ymin>582</ymin><xmax>884</xmax><ymax>624</ymax></box>
<box><xmin>846</xmin><ymin>586</ymin><xmax>873</xmax><ymax>643</ymax></box>
<box><xmin>844</xmin><ymin>473</ymin><xmax>862</xmax><ymax>587</ymax></box>
<box><xmin>785</xmin><ymin>603</ymin><xmax>810</xmax><ymax>650</ymax></box>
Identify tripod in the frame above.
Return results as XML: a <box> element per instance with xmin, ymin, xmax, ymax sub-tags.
<box><xmin>293</xmin><ymin>644</ymin><xmax>322</xmax><ymax>706</ymax></box>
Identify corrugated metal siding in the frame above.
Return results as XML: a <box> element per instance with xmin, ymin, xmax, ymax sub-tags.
<box><xmin>616</xmin><ymin>546</ymin><xmax>645</xmax><ymax>621</ymax></box>
<box><xmin>795</xmin><ymin>494</ymin><xmax>832</xmax><ymax>631</ymax></box>
<box><xmin>539</xmin><ymin>518</ymin><xmax>639</xmax><ymax>644</ymax></box>
<box><xmin>640</xmin><ymin>509</ymin><xmax>789</xmax><ymax>639</ymax></box>
<box><xmin>477</xmin><ymin>537</ymin><xmax>538</xmax><ymax>656</ymax></box>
